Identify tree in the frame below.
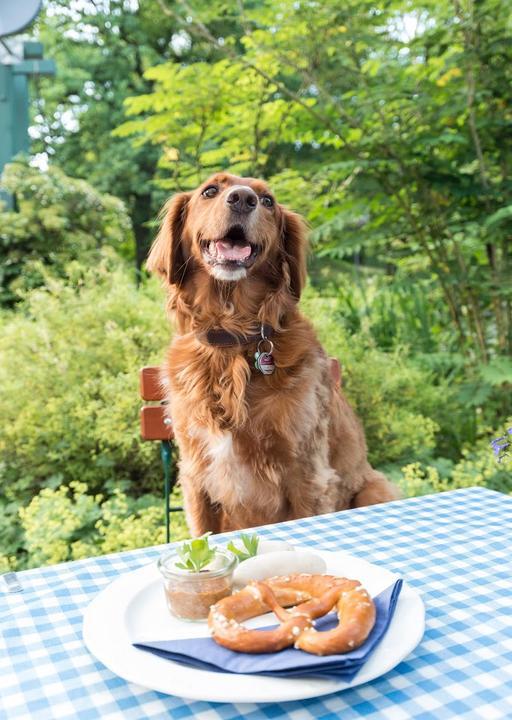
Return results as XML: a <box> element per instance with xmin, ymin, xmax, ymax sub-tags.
<box><xmin>116</xmin><ymin>0</ymin><xmax>512</xmax><ymax>362</ymax></box>
<box><xmin>32</xmin><ymin>0</ymin><xmax>180</xmax><ymax>273</ymax></box>
<box><xmin>0</xmin><ymin>159</ymin><xmax>132</xmax><ymax>305</ymax></box>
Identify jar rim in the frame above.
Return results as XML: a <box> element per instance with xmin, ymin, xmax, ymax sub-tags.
<box><xmin>157</xmin><ymin>547</ymin><xmax>237</xmax><ymax>578</ymax></box>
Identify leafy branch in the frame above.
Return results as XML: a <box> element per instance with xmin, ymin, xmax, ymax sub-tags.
<box><xmin>155</xmin><ymin>0</ymin><xmax>351</xmax><ymax>149</ymax></box>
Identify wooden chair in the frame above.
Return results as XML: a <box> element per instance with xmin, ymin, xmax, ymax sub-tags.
<box><xmin>139</xmin><ymin>367</ymin><xmax>179</xmax><ymax>544</ymax></box>
<box><xmin>139</xmin><ymin>358</ymin><xmax>342</xmax><ymax>542</ymax></box>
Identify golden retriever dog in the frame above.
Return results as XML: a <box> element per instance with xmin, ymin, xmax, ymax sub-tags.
<box><xmin>148</xmin><ymin>172</ymin><xmax>399</xmax><ymax>535</ymax></box>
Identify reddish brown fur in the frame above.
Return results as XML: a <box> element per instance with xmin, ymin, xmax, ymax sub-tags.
<box><xmin>147</xmin><ymin>172</ymin><xmax>400</xmax><ymax>535</ymax></box>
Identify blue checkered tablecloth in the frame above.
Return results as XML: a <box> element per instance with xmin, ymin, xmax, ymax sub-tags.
<box><xmin>1</xmin><ymin>487</ymin><xmax>511</xmax><ymax>720</ymax></box>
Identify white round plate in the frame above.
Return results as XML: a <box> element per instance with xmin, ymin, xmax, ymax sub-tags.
<box><xmin>83</xmin><ymin>549</ymin><xmax>424</xmax><ymax>703</ymax></box>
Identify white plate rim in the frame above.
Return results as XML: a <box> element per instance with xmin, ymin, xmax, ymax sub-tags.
<box><xmin>83</xmin><ymin>549</ymin><xmax>425</xmax><ymax>704</ymax></box>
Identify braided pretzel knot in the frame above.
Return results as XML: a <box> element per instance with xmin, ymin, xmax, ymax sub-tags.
<box><xmin>208</xmin><ymin>574</ymin><xmax>376</xmax><ymax>656</ymax></box>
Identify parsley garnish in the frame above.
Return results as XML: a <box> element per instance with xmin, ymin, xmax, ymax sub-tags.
<box><xmin>227</xmin><ymin>533</ymin><xmax>259</xmax><ymax>562</ymax></box>
<box><xmin>175</xmin><ymin>532</ymin><xmax>216</xmax><ymax>572</ymax></box>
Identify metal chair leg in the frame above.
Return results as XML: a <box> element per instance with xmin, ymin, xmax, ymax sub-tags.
<box><xmin>161</xmin><ymin>440</ymin><xmax>172</xmax><ymax>544</ymax></box>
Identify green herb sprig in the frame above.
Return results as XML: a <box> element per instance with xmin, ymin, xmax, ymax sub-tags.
<box><xmin>227</xmin><ymin>533</ymin><xmax>259</xmax><ymax>562</ymax></box>
<box><xmin>175</xmin><ymin>532</ymin><xmax>216</xmax><ymax>572</ymax></box>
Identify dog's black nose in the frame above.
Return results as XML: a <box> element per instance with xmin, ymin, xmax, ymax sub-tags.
<box><xmin>225</xmin><ymin>186</ymin><xmax>258</xmax><ymax>214</ymax></box>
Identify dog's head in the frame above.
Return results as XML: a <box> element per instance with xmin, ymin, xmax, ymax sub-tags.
<box><xmin>147</xmin><ymin>173</ymin><xmax>307</xmax><ymax>300</ymax></box>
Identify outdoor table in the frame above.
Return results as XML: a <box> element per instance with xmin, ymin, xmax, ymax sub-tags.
<box><xmin>1</xmin><ymin>486</ymin><xmax>511</xmax><ymax>719</ymax></box>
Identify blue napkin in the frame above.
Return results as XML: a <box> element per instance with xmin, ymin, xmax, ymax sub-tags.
<box><xmin>133</xmin><ymin>579</ymin><xmax>402</xmax><ymax>680</ymax></box>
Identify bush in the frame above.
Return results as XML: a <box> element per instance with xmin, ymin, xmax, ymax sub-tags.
<box><xmin>400</xmin><ymin>418</ymin><xmax>512</xmax><ymax>497</ymax></box>
<box><xmin>17</xmin><ymin>481</ymin><xmax>189</xmax><ymax>568</ymax></box>
<box><xmin>0</xmin><ymin>254</ymin><xmax>167</xmax><ymax>499</ymax></box>
<box><xmin>301</xmin><ymin>288</ymin><xmax>447</xmax><ymax>471</ymax></box>
<box><xmin>309</xmin><ymin>264</ymin><xmax>511</xmax><ymax>454</ymax></box>
<box><xmin>0</xmin><ymin>254</ymin><xmax>173</xmax><ymax>565</ymax></box>
<box><xmin>2</xmin><ymin>267</ymin><xmax>507</xmax><ymax>570</ymax></box>
<box><xmin>0</xmin><ymin>159</ymin><xmax>134</xmax><ymax>305</ymax></box>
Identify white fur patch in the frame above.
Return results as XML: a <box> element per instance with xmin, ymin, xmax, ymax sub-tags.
<box><xmin>195</xmin><ymin>429</ymin><xmax>257</xmax><ymax>508</ymax></box>
<box><xmin>211</xmin><ymin>266</ymin><xmax>247</xmax><ymax>281</ymax></box>
<box><xmin>206</xmin><ymin>432</ymin><xmax>234</xmax><ymax>462</ymax></box>
<box><xmin>295</xmin><ymin>381</ymin><xmax>319</xmax><ymax>441</ymax></box>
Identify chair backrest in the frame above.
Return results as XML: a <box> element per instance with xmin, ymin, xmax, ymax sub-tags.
<box><xmin>139</xmin><ymin>358</ymin><xmax>342</xmax><ymax>441</ymax></box>
<box><xmin>140</xmin><ymin>367</ymin><xmax>174</xmax><ymax>441</ymax></box>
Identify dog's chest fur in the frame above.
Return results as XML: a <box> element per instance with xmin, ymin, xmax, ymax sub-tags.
<box><xmin>191</xmin><ymin>428</ymin><xmax>267</xmax><ymax>510</ymax></box>
<box><xmin>168</xmin><ymin>342</ymin><xmax>331</xmax><ymax>516</ymax></box>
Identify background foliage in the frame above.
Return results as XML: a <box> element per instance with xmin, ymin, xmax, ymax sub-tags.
<box><xmin>0</xmin><ymin>0</ymin><xmax>510</xmax><ymax>570</ymax></box>
<box><xmin>0</xmin><ymin>159</ymin><xmax>132</xmax><ymax>305</ymax></box>
<box><xmin>118</xmin><ymin>0</ymin><xmax>512</xmax><ymax>363</ymax></box>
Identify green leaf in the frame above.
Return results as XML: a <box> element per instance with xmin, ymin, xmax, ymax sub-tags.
<box><xmin>227</xmin><ymin>533</ymin><xmax>259</xmax><ymax>562</ymax></box>
<box><xmin>484</xmin><ymin>205</ymin><xmax>512</xmax><ymax>230</ymax></box>
<box><xmin>241</xmin><ymin>533</ymin><xmax>259</xmax><ymax>556</ymax></box>
<box><xmin>175</xmin><ymin>532</ymin><xmax>215</xmax><ymax>572</ymax></box>
<box><xmin>479</xmin><ymin>358</ymin><xmax>512</xmax><ymax>386</ymax></box>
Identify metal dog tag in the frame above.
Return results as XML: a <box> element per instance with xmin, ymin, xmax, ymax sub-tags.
<box><xmin>254</xmin><ymin>335</ymin><xmax>275</xmax><ymax>375</ymax></box>
<box><xmin>254</xmin><ymin>351</ymin><xmax>275</xmax><ymax>375</ymax></box>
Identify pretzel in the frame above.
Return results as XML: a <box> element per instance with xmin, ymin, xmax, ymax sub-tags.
<box><xmin>208</xmin><ymin>574</ymin><xmax>376</xmax><ymax>656</ymax></box>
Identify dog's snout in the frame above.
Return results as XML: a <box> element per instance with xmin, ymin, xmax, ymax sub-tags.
<box><xmin>225</xmin><ymin>186</ymin><xmax>258</xmax><ymax>214</ymax></box>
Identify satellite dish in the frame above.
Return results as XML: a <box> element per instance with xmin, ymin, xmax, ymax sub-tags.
<box><xmin>0</xmin><ymin>0</ymin><xmax>42</xmax><ymax>39</ymax></box>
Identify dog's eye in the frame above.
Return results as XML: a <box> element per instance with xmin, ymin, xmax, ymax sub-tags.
<box><xmin>261</xmin><ymin>195</ymin><xmax>274</xmax><ymax>208</ymax></box>
<box><xmin>202</xmin><ymin>186</ymin><xmax>218</xmax><ymax>198</ymax></box>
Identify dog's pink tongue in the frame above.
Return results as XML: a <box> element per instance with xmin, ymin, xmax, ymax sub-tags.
<box><xmin>216</xmin><ymin>241</ymin><xmax>251</xmax><ymax>261</ymax></box>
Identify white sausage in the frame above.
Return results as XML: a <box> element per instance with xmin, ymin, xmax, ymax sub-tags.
<box><xmin>232</xmin><ymin>550</ymin><xmax>327</xmax><ymax>589</ymax></box>
<box><xmin>257</xmin><ymin>539</ymin><xmax>294</xmax><ymax>554</ymax></box>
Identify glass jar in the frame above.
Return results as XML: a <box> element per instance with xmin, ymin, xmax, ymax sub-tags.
<box><xmin>157</xmin><ymin>549</ymin><xmax>237</xmax><ymax>621</ymax></box>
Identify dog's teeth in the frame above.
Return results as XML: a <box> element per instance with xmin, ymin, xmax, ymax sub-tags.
<box><xmin>209</xmin><ymin>241</ymin><xmax>216</xmax><ymax>255</ymax></box>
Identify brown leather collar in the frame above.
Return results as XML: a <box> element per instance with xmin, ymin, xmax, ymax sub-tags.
<box><xmin>199</xmin><ymin>323</ymin><xmax>274</xmax><ymax>348</ymax></box>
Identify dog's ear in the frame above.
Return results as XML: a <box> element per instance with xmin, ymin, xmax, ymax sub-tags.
<box><xmin>280</xmin><ymin>207</ymin><xmax>308</xmax><ymax>300</ymax></box>
<box><xmin>146</xmin><ymin>192</ymin><xmax>192</xmax><ymax>285</ymax></box>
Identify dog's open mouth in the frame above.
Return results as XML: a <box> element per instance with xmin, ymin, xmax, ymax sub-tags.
<box><xmin>202</xmin><ymin>225</ymin><xmax>259</xmax><ymax>270</ymax></box>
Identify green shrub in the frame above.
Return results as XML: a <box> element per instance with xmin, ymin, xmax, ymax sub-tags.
<box><xmin>0</xmin><ymin>159</ymin><xmax>133</xmax><ymax>306</ymax></box>
<box><xmin>0</xmin><ymin>254</ymin><xmax>173</xmax><ymax>565</ymax></box>
<box><xmin>17</xmin><ymin>481</ymin><xmax>188</xmax><ymax>569</ymax></box>
<box><xmin>2</xmin><ymin>264</ymin><xmax>507</xmax><ymax>570</ymax></box>
<box><xmin>310</xmin><ymin>266</ymin><xmax>511</xmax><ymax>453</ymax></box>
<box><xmin>399</xmin><ymin>419</ymin><xmax>512</xmax><ymax>498</ymax></box>
<box><xmin>0</xmin><ymin>254</ymin><xmax>169</xmax><ymax>501</ymax></box>
<box><xmin>302</xmin><ymin>288</ymin><xmax>448</xmax><ymax>470</ymax></box>
<box><xmin>19</xmin><ymin>482</ymin><xmax>103</xmax><ymax>567</ymax></box>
